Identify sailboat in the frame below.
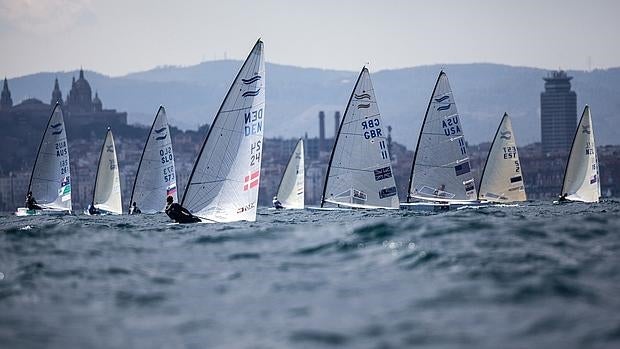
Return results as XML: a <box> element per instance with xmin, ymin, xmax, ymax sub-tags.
<box><xmin>556</xmin><ymin>105</ymin><xmax>600</xmax><ymax>203</ymax></box>
<box><xmin>402</xmin><ymin>71</ymin><xmax>477</xmax><ymax>210</ymax></box>
<box><xmin>274</xmin><ymin>138</ymin><xmax>304</xmax><ymax>209</ymax></box>
<box><xmin>87</xmin><ymin>127</ymin><xmax>122</xmax><ymax>215</ymax></box>
<box><xmin>478</xmin><ymin>113</ymin><xmax>527</xmax><ymax>203</ymax></box>
<box><xmin>320</xmin><ymin>67</ymin><xmax>399</xmax><ymax>209</ymax></box>
<box><xmin>128</xmin><ymin>106</ymin><xmax>177</xmax><ymax>213</ymax></box>
<box><xmin>15</xmin><ymin>103</ymin><xmax>72</xmax><ymax>216</ymax></box>
<box><xmin>181</xmin><ymin>39</ymin><xmax>265</xmax><ymax>222</ymax></box>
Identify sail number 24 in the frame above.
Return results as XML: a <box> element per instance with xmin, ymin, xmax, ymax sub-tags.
<box><xmin>250</xmin><ymin>140</ymin><xmax>262</xmax><ymax>166</ymax></box>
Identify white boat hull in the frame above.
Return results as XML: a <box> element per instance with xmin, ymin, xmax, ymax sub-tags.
<box><xmin>15</xmin><ymin>207</ymin><xmax>71</xmax><ymax>216</ymax></box>
<box><xmin>400</xmin><ymin>201</ymin><xmax>485</xmax><ymax>212</ymax></box>
<box><xmin>306</xmin><ymin>206</ymin><xmax>352</xmax><ymax>211</ymax></box>
<box><xmin>83</xmin><ymin>209</ymin><xmax>122</xmax><ymax>216</ymax></box>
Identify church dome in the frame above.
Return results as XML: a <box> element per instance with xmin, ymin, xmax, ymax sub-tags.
<box><xmin>67</xmin><ymin>68</ymin><xmax>94</xmax><ymax>112</ymax></box>
<box><xmin>21</xmin><ymin>98</ymin><xmax>44</xmax><ymax>105</ymax></box>
<box><xmin>73</xmin><ymin>68</ymin><xmax>92</xmax><ymax>96</ymax></box>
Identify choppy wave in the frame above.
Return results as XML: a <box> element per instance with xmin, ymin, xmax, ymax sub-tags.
<box><xmin>1</xmin><ymin>202</ymin><xmax>620</xmax><ymax>348</ymax></box>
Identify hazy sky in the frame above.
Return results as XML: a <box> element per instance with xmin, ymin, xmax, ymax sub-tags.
<box><xmin>1</xmin><ymin>0</ymin><xmax>619</xmax><ymax>77</ymax></box>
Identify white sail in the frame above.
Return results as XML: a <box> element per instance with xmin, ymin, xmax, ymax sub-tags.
<box><xmin>321</xmin><ymin>67</ymin><xmax>399</xmax><ymax>209</ymax></box>
<box><xmin>276</xmin><ymin>139</ymin><xmax>304</xmax><ymax>209</ymax></box>
<box><xmin>478</xmin><ymin>113</ymin><xmax>527</xmax><ymax>202</ymax></box>
<box><xmin>561</xmin><ymin>106</ymin><xmax>600</xmax><ymax>202</ymax></box>
<box><xmin>27</xmin><ymin>103</ymin><xmax>72</xmax><ymax>211</ymax></box>
<box><xmin>93</xmin><ymin>128</ymin><xmax>122</xmax><ymax>214</ymax></box>
<box><xmin>129</xmin><ymin>106</ymin><xmax>177</xmax><ymax>213</ymax></box>
<box><xmin>181</xmin><ymin>39</ymin><xmax>265</xmax><ymax>222</ymax></box>
<box><xmin>407</xmin><ymin>71</ymin><xmax>477</xmax><ymax>203</ymax></box>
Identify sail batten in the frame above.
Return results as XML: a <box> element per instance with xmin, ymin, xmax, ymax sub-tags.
<box><xmin>276</xmin><ymin>139</ymin><xmax>304</xmax><ymax>209</ymax></box>
<box><xmin>129</xmin><ymin>106</ymin><xmax>178</xmax><ymax>213</ymax></box>
<box><xmin>560</xmin><ymin>106</ymin><xmax>600</xmax><ymax>202</ymax></box>
<box><xmin>181</xmin><ymin>40</ymin><xmax>265</xmax><ymax>222</ymax></box>
<box><xmin>407</xmin><ymin>71</ymin><xmax>477</xmax><ymax>203</ymax></box>
<box><xmin>321</xmin><ymin>67</ymin><xmax>399</xmax><ymax>209</ymax></box>
<box><xmin>478</xmin><ymin>113</ymin><xmax>527</xmax><ymax>202</ymax></box>
<box><xmin>93</xmin><ymin>128</ymin><xmax>122</xmax><ymax>214</ymax></box>
<box><xmin>27</xmin><ymin>104</ymin><xmax>72</xmax><ymax>211</ymax></box>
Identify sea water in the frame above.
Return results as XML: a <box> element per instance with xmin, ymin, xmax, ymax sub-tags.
<box><xmin>1</xmin><ymin>201</ymin><xmax>619</xmax><ymax>348</ymax></box>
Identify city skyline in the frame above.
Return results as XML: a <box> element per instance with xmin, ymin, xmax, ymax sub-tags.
<box><xmin>1</xmin><ymin>0</ymin><xmax>620</xmax><ymax>78</ymax></box>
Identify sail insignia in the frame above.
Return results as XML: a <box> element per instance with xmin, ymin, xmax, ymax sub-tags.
<box><xmin>321</xmin><ymin>67</ymin><xmax>399</xmax><ymax>209</ymax></box>
<box><xmin>276</xmin><ymin>139</ymin><xmax>305</xmax><ymax>209</ymax></box>
<box><xmin>478</xmin><ymin>113</ymin><xmax>527</xmax><ymax>202</ymax></box>
<box><xmin>93</xmin><ymin>128</ymin><xmax>122</xmax><ymax>214</ymax></box>
<box><xmin>560</xmin><ymin>105</ymin><xmax>600</xmax><ymax>202</ymax></box>
<box><xmin>181</xmin><ymin>40</ymin><xmax>265</xmax><ymax>222</ymax></box>
<box><xmin>129</xmin><ymin>106</ymin><xmax>178</xmax><ymax>213</ymax></box>
<box><xmin>407</xmin><ymin>71</ymin><xmax>477</xmax><ymax>203</ymax></box>
<box><xmin>26</xmin><ymin>104</ymin><xmax>72</xmax><ymax>211</ymax></box>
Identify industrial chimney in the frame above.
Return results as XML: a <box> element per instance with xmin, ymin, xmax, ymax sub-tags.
<box><xmin>334</xmin><ymin>111</ymin><xmax>341</xmax><ymax>138</ymax></box>
<box><xmin>319</xmin><ymin>111</ymin><xmax>326</xmax><ymax>152</ymax></box>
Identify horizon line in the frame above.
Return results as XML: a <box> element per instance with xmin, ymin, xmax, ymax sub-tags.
<box><xmin>5</xmin><ymin>61</ymin><xmax>619</xmax><ymax>80</ymax></box>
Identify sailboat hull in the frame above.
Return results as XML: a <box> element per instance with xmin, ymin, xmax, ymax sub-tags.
<box><xmin>400</xmin><ymin>201</ymin><xmax>486</xmax><ymax>212</ymax></box>
<box><xmin>15</xmin><ymin>207</ymin><xmax>71</xmax><ymax>216</ymax></box>
<box><xmin>82</xmin><ymin>209</ymin><xmax>122</xmax><ymax>216</ymax></box>
<box><xmin>306</xmin><ymin>206</ymin><xmax>353</xmax><ymax>211</ymax></box>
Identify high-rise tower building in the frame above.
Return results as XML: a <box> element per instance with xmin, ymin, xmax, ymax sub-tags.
<box><xmin>540</xmin><ymin>70</ymin><xmax>577</xmax><ymax>154</ymax></box>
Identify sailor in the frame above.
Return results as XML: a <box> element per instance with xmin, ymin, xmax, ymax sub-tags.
<box><xmin>88</xmin><ymin>202</ymin><xmax>101</xmax><ymax>215</ymax></box>
<box><xmin>558</xmin><ymin>193</ymin><xmax>569</xmax><ymax>202</ymax></box>
<box><xmin>434</xmin><ymin>184</ymin><xmax>446</xmax><ymax>197</ymax></box>
<box><xmin>165</xmin><ymin>196</ymin><xmax>201</xmax><ymax>223</ymax></box>
<box><xmin>272</xmin><ymin>196</ymin><xmax>284</xmax><ymax>209</ymax></box>
<box><xmin>25</xmin><ymin>191</ymin><xmax>42</xmax><ymax>210</ymax></box>
<box><xmin>129</xmin><ymin>202</ymin><xmax>141</xmax><ymax>215</ymax></box>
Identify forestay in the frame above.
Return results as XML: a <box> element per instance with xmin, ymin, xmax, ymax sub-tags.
<box><xmin>561</xmin><ymin>106</ymin><xmax>600</xmax><ymax>202</ymax></box>
<box><xmin>321</xmin><ymin>67</ymin><xmax>399</xmax><ymax>209</ymax></box>
<box><xmin>276</xmin><ymin>138</ymin><xmax>304</xmax><ymax>209</ymax></box>
<box><xmin>182</xmin><ymin>40</ymin><xmax>265</xmax><ymax>222</ymax></box>
<box><xmin>27</xmin><ymin>103</ymin><xmax>72</xmax><ymax>211</ymax></box>
<box><xmin>93</xmin><ymin>128</ymin><xmax>123</xmax><ymax>214</ymax></box>
<box><xmin>478</xmin><ymin>113</ymin><xmax>527</xmax><ymax>202</ymax></box>
<box><xmin>129</xmin><ymin>106</ymin><xmax>177</xmax><ymax>213</ymax></box>
<box><xmin>407</xmin><ymin>71</ymin><xmax>477</xmax><ymax>203</ymax></box>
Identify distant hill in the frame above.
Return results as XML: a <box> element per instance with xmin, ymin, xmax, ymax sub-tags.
<box><xmin>6</xmin><ymin>62</ymin><xmax>620</xmax><ymax>148</ymax></box>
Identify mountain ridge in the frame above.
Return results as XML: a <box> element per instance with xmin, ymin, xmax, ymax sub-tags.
<box><xmin>5</xmin><ymin>62</ymin><xmax>619</xmax><ymax>147</ymax></box>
